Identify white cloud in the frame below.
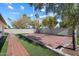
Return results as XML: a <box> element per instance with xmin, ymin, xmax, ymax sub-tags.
<box><xmin>8</xmin><ymin>3</ymin><xmax>12</xmax><ymax>5</ymax></box>
<box><xmin>8</xmin><ymin>5</ymin><xmax>14</xmax><ymax>10</ymax></box>
<box><xmin>39</xmin><ymin>13</ymin><xmax>55</xmax><ymax>19</ymax></box>
<box><xmin>57</xmin><ymin>19</ymin><xmax>61</xmax><ymax>22</ymax></box>
<box><xmin>30</xmin><ymin>14</ymin><xmax>34</xmax><ymax>17</ymax></box>
<box><xmin>47</xmin><ymin>13</ymin><xmax>54</xmax><ymax>16</ymax></box>
<box><xmin>39</xmin><ymin>15</ymin><xmax>47</xmax><ymax>18</ymax></box>
<box><xmin>11</xmin><ymin>12</ymin><xmax>19</xmax><ymax>15</ymax></box>
<box><xmin>20</xmin><ymin>5</ymin><xmax>24</xmax><ymax>10</ymax></box>
<box><xmin>41</xmin><ymin>8</ymin><xmax>45</xmax><ymax>12</ymax></box>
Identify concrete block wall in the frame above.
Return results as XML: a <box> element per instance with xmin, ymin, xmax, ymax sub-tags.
<box><xmin>38</xmin><ymin>28</ymin><xmax>72</xmax><ymax>36</ymax></box>
<box><xmin>4</xmin><ymin>29</ymin><xmax>36</xmax><ymax>34</ymax></box>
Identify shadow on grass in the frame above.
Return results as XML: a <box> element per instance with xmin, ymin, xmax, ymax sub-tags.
<box><xmin>0</xmin><ymin>36</ymin><xmax>7</xmax><ymax>52</ymax></box>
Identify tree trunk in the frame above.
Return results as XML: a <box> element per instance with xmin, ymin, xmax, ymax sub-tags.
<box><xmin>72</xmin><ymin>25</ymin><xmax>76</xmax><ymax>50</ymax></box>
<box><xmin>49</xmin><ymin>28</ymin><xmax>53</xmax><ymax>35</ymax></box>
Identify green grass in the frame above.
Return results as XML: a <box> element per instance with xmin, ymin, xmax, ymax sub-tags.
<box><xmin>0</xmin><ymin>36</ymin><xmax>8</xmax><ymax>56</ymax></box>
<box><xmin>77</xmin><ymin>37</ymin><xmax>79</xmax><ymax>45</ymax></box>
<box><xmin>17</xmin><ymin>34</ymin><xmax>61</xmax><ymax>56</ymax></box>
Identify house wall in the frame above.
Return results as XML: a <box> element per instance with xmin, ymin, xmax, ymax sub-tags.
<box><xmin>0</xmin><ymin>20</ymin><xmax>4</xmax><ymax>27</ymax></box>
<box><xmin>0</xmin><ymin>19</ymin><xmax>5</xmax><ymax>38</ymax></box>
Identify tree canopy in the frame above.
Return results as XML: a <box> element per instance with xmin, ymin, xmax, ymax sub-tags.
<box><xmin>30</xmin><ymin>3</ymin><xmax>79</xmax><ymax>50</ymax></box>
<box><xmin>12</xmin><ymin>14</ymin><xmax>32</xmax><ymax>29</ymax></box>
<box><xmin>42</xmin><ymin>16</ymin><xmax>57</xmax><ymax>29</ymax></box>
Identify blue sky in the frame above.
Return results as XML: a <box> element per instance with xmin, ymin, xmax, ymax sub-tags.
<box><xmin>0</xmin><ymin>3</ymin><xmax>46</xmax><ymax>27</ymax></box>
<box><xmin>0</xmin><ymin>3</ymin><xmax>61</xmax><ymax>28</ymax></box>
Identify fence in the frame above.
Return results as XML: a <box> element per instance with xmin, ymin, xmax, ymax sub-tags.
<box><xmin>38</xmin><ymin>28</ymin><xmax>72</xmax><ymax>36</ymax></box>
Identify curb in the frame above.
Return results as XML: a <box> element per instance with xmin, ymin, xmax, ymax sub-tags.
<box><xmin>44</xmin><ymin>45</ymin><xmax>71</xmax><ymax>56</ymax></box>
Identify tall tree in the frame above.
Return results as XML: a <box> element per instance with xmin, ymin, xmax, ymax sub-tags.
<box><xmin>29</xmin><ymin>3</ymin><xmax>44</xmax><ymax>11</ymax></box>
<box><xmin>35</xmin><ymin>13</ymin><xmax>39</xmax><ymax>19</ymax></box>
<box><xmin>42</xmin><ymin>16</ymin><xmax>57</xmax><ymax>29</ymax></box>
<box><xmin>29</xmin><ymin>3</ymin><xmax>43</xmax><ymax>29</ymax></box>
<box><xmin>46</xmin><ymin>3</ymin><xmax>79</xmax><ymax>50</ymax></box>
<box><xmin>30</xmin><ymin>3</ymin><xmax>79</xmax><ymax>50</ymax></box>
<box><xmin>31</xmin><ymin>20</ymin><xmax>40</xmax><ymax>29</ymax></box>
<box><xmin>12</xmin><ymin>14</ymin><xmax>32</xmax><ymax>29</ymax></box>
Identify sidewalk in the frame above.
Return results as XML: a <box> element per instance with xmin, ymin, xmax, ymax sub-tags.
<box><xmin>7</xmin><ymin>34</ymin><xmax>29</xmax><ymax>56</ymax></box>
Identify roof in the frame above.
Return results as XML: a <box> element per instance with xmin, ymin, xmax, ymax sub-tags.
<box><xmin>0</xmin><ymin>14</ymin><xmax>7</xmax><ymax>25</ymax></box>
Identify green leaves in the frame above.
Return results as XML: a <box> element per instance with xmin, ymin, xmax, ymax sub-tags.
<box><xmin>35</xmin><ymin>13</ymin><xmax>39</xmax><ymax>19</ymax></box>
<box><xmin>29</xmin><ymin>3</ymin><xmax>44</xmax><ymax>11</ymax></box>
<box><xmin>46</xmin><ymin>3</ymin><xmax>79</xmax><ymax>28</ymax></box>
<box><xmin>12</xmin><ymin>14</ymin><xmax>31</xmax><ymax>29</ymax></box>
<box><xmin>42</xmin><ymin>16</ymin><xmax>57</xmax><ymax>29</ymax></box>
<box><xmin>31</xmin><ymin>20</ymin><xmax>40</xmax><ymax>29</ymax></box>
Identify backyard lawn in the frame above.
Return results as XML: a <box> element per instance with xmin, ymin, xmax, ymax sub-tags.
<box><xmin>0</xmin><ymin>35</ymin><xmax>8</xmax><ymax>56</ymax></box>
<box><xmin>77</xmin><ymin>37</ymin><xmax>79</xmax><ymax>45</ymax></box>
<box><xmin>17</xmin><ymin>34</ymin><xmax>61</xmax><ymax>56</ymax></box>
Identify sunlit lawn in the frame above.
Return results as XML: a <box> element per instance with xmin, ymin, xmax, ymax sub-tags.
<box><xmin>77</xmin><ymin>37</ymin><xmax>79</xmax><ymax>45</ymax></box>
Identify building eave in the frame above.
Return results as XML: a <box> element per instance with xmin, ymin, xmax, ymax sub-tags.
<box><xmin>0</xmin><ymin>14</ymin><xmax>7</xmax><ymax>25</ymax></box>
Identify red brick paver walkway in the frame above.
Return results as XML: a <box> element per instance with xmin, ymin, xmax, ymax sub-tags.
<box><xmin>7</xmin><ymin>34</ymin><xmax>29</xmax><ymax>56</ymax></box>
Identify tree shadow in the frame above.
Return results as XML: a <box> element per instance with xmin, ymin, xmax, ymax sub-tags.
<box><xmin>55</xmin><ymin>45</ymin><xmax>73</xmax><ymax>50</ymax></box>
<box><xmin>0</xmin><ymin>36</ymin><xmax>7</xmax><ymax>52</ymax></box>
<box><xmin>63</xmin><ymin>46</ymin><xmax>74</xmax><ymax>50</ymax></box>
<box><xmin>64</xmin><ymin>47</ymin><xmax>73</xmax><ymax>50</ymax></box>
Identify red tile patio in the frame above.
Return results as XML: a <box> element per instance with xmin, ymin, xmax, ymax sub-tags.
<box><xmin>24</xmin><ymin>33</ymin><xmax>72</xmax><ymax>49</ymax></box>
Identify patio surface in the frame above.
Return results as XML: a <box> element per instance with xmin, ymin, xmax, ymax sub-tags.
<box><xmin>24</xmin><ymin>33</ymin><xmax>72</xmax><ymax>49</ymax></box>
<box><xmin>7</xmin><ymin>34</ymin><xmax>29</xmax><ymax>56</ymax></box>
<box><xmin>62</xmin><ymin>44</ymin><xmax>79</xmax><ymax>56</ymax></box>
